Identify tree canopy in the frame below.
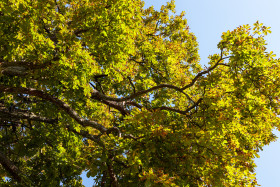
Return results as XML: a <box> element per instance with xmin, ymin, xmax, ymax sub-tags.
<box><xmin>1</xmin><ymin>0</ymin><xmax>280</xmax><ymax>186</ymax></box>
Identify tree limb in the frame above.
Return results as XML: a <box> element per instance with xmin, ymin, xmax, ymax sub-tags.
<box><xmin>0</xmin><ymin>57</ymin><xmax>59</xmax><ymax>76</ymax></box>
<box><xmin>0</xmin><ymin>85</ymin><xmax>107</xmax><ymax>133</ymax></box>
<box><xmin>91</xmin><ymin>84</ymin><xmax>182</xmax><ymax>102</ymax></box>
<box><xmin>107</xmin><ymin>158</ymin><xmax>119</xmax><ymax>187</ymax></box>
<box><xmin>91</xmin><ymin>56</ymin><xmax>231</xmax><ymax>102</ymax></box>
<box><xmin>152</xmin><ymin>98</ymin><xmax>203</xmax><ymax>115</ymax></box>
<box><xmin>66</xmin><ymin>125</ymin><xmax>105</xmax><ymax>147</ymax></box>
<box><xmin>0</xmin><ymin>105</ymin><xmax>57</xmax><ymax>124</ymax></box>
<box><xmin>91</xmin><ymin>96</ymin><xmax>129</xmax><ymax>116</ymax></box>
<box><xmin>74</xmin><ymin>29</ymin><xmax>90</xmax><ymax>36</ymax></box>
<box><xmin>181</xmin><ymin>55</ymin><xmax>231</xmax><ymax>90</ymax></box>
<box><xmin>0</xmin><ymin>150</ymin><xmax>22</xmax><ymax>183</ymax></box>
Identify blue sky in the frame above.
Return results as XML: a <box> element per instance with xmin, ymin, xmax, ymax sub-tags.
<box><xmin>82</xmin><ymin>1</ymin><xmax>280</xmax><ymax>186</ymax></box>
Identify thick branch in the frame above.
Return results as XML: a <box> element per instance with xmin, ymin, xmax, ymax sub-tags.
<box><xmin>1</xmin><ymin>66</ymin><xmax>27</xmax><ymax>76</ymax></box>
<box><xmin>100</xmin><ymin>169</ymin><xmax>107</xmax><ymax>187</ymax></box>
<box><xmin>0</xmin><ymin>57</ymin><xmax>59</xmax><ymax>76</ymax></box>
<box><xmin>0</xmin><ymin>105</ymin><xmax>57</xmax><ymax>124</ymax></box>
<box><xmin>91</xmin><ymin>97</ymin><xmax>129</xmax><ymax>116</ymax></box>
<box><xmin>0</xmin><ymin>85</ymin><xmax>107</xmax><ymax>133</ymax></box>
<box><xmin>125</xmin><ymin>101</ymin><xmax>143</xmax><ymax>109</ymax></box>
<box><xmin>107</xmin><ymin>160</ymin><xmax>119</xmax><ymax>187</ymax></box>
<box><xmin>0</xmin><ymin>150</ymin><xmax>22</xmax><ymax>182</ymax></box>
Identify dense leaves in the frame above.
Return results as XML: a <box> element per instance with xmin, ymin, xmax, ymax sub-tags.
<box><xmin>1</xmin><ymin>0</ymin><xmax>280</xmax><ymax>186</ymax></box>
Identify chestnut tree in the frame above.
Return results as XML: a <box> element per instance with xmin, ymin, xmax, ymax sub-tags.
<box><xmin>1</xmin><ymin>0</ymin><xmax>280</xmax><ymax>186</ymax></box>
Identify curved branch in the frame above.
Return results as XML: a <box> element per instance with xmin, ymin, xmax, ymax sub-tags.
<box><xmin>0</xmin><ymin>85</ymin><xmax>107</xmax><ymax>133</ymax></box>
<box><xmin>153</xmin><ymin>98</ymin><xmax>203</xmax><ymax>115</ymax></box>
<box><xmin>181</xmin><ymin>56</ymin><xmax>231</xmax><ymax>90</ymax></box>
<box><xmin>91</xmin><ymin>55</ymin><xmax>230</xmax><ymax>103</ymax></box>
<box><xmin>91</xmin><ymin>84</ymin><xmax>182</xmax><ymax>102</ymax></box>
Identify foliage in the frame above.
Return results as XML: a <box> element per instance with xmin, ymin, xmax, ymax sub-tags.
<box><xmin>0</xmin><ymin>0</ymin><xmax>280</xmax><ymax>186</ymax></box>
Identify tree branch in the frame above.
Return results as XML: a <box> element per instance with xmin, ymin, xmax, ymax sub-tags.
<box><xmin>0</xmin><ymin>85</ymin><xmax>107</xmax><ymax>133</ymax></box>
<box><xmin>74</xmin><ymin>29</ymin><xmax>90</xmax><ymax>36</ymax></box>
<box><xmin>125</xmin><ymin>101</ymin><xmax>143</xmax><ymax>109</ymax></box>
<box><xmin>91</xmin><ymin>84</ymin><xmax>182</xmax><ymax>102</ymax></box>
<box><xmin>127</xmin><ymin>76</ymin><xmax>136</xmax><ymax>94</ymax></box>
<box><xmin>91</xmin><ymin>56</ymin><xmax>230</xmax><ymax>103</ymax></box>
<box><xmin>66</xmin><ymin>125</ymin><xmax>105</xmax><ymax>147</ymax></box>
<box><xmin>0</xmin><ymin>104</ymin><xmax>57</xmax><ymax>124</ymax></box>
<box><xmin>91</xmin><ymin>96</ymin><xmax>129</xmax><ymax>116</ymax></box>
<box><xmin>181</xmin><ymin>55</ymin><xmax>231</xmax><ymax>90</ymax></box>
<box><xmin>152</xmin><ymin>98</ymin><xmax>203</xmax><ymax>115</ymax></box>
<box><xmin>0</xmin><ymin>57</ymin><xmax>59</xmax><ymax>76</ymax></box>
<box><xmin>100</xmin><ymin>169</ymin><xmax>107</xmax><ymax>187</ymax></box>
<box><xmin>107</xmin><ymin>158</ymin><xmax>119</xmax><ymax>187</ymax></box>
<box><xmin>41</xmin><ymin>20</ymin><xmax>58</xmax><ymax>44</ymax></box>
<box><xmin>0</xmin><ymin>150</ymin><xmax>22</xmax><ymax>182</ymax></box>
